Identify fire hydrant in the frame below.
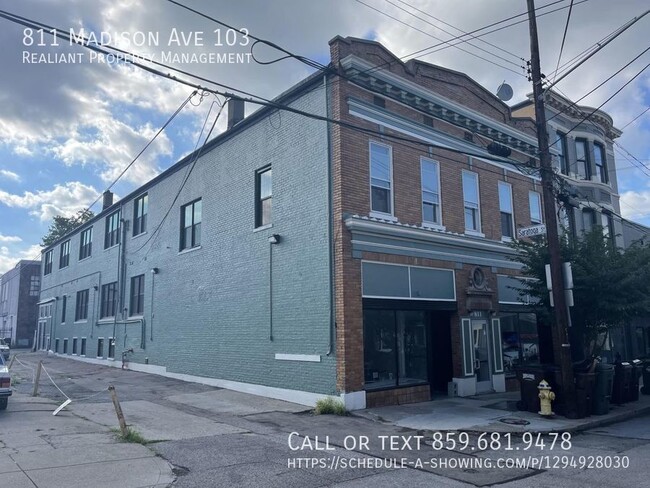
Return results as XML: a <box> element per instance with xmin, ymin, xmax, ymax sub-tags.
<box><xmin>538</xmin><ymin>380</ymin><xmax>555</xmax><ymax>417</ymax></box>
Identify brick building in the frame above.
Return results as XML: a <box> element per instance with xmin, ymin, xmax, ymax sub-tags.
<box><xmin>1</xmin><ymin>260</ymin><xmax>41</xmax><ymax>347</ymax></box>
<box><xmin>39</xmin><ymin>36</ymin><xmax>599</xmax><ymax>409</ymax></box>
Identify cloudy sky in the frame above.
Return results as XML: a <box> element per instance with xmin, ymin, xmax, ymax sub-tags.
<box><xmin>0</xmin><ymin>0</ymin><xmax>648</xmax><ymax>274</ymax></box>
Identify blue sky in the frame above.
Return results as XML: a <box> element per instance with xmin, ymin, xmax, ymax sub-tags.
<box><xmin>0</xmin><ymin>0</ymin><xmax>649</xmax><ymax>273</ymax></box>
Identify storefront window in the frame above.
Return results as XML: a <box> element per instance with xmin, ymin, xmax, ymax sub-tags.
<box><xmin>501</xmin><ymin>312</ymin><xmax>539</xmax><ymax>377</ymax></box>
<box><xmin>364</xmin><ymin>310</ymin><xmax>429</xmax><ymax>389</ymax></box>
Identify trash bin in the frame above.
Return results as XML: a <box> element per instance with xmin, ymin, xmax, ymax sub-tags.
<box><xmin>627</xmin><ymin>359</ymin><xmax>643</xmax><ymax>402</ymax></box>
<box><xmin>592</xmin><ymin>362</ymin><xmax>614</xmax><ymax>415</ymax></box>
<box><xmin>642</xmin><ymin>360</ymin><xmax>650</xmax><ymax>395</ymax></box>
<box><xmin>516</xmin><ymin>364</ymin><xmax>563</xmax><ymax>414</ymax></box>
<box><xmin>612</xmin><ymin>362</ymin><xmax>633</xmax><ymax>405</ymax></box>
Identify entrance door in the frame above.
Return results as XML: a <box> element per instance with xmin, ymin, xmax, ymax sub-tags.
<box><xmin>472</xmin><ymin>320</ymin><xmax>493</xmax><ymax>392</ymax></box>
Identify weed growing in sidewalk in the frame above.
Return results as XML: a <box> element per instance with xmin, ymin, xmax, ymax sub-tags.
<box><xmin>113</xmin><ymin>427</ymin><xmax>149</xmax><ymax>445</ymax></box>
<box><xmin>314</xmin><ymin>397</ymin><xmax>347</xmax><ymax>416</ymax></box>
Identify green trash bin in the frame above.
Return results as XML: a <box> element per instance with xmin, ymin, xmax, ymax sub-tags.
<box><xmin>593</xmin><ymin>362</ymin><xmax>614</xmax><ymax>415</ymax></box>
<box><xmin>574</xmin><ymin>372</ymin><xmax>596</xmax><ymax>418</ymax></box>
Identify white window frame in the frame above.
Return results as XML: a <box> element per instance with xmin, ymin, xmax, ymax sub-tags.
<box><xmin>498</xmin><ymin>181</ymin><xmax>515</xmax><ymax>241</ymax></box>
<box><xmin>529</xmin><ymin>191</ymin><xmax>542</xmax><ymax>224</ymax></box>
<box><xmin>368</xmin><ymin>141</ymin><xmax>396</xmax><ymax>221</ymax></box>
<box><xmin>462</xmin><ymin>170</ymin><xmax>483</xmax><ymax>236</ymax></box>
<box><xmin>420</xmin><ymin>157</ymin><xmax>444</xmax><ymax>230</ymax></box>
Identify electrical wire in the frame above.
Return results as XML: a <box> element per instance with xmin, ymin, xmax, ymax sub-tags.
<box><xmin>551</xmin><ymin>0</ymin><xmax>574</xmax><ymax>84</ymax></box>
<box><xmin>620</xmin><ymin>105</ymin><xmax>650</xmax><ymax>130</ymax></box>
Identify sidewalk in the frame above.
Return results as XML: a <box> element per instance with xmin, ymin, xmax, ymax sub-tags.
<box><xmin>0</xmin><ymin>392</ymin><xmax>173</xmax><ymax>488</ymax></box>
<box><xmin>356</xmin><ymin>390</ymin><xmax>650</xmax><ymax>433</ymax></box>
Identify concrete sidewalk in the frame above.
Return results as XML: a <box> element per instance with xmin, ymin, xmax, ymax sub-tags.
<box><xmin>357</xmin><ymin>391</ymin><xmax>650</xmax><ymax>433</ymax></box>
<box><xmin>0</xmin><ymin>392</ymin><xmax>173</xmax><ymax>488</ymax></box>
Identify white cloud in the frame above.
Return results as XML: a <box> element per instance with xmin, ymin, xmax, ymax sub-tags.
<box><xmin>0</xmin><ymin>234</ymin><xmax>22</xmax><ymax>243</ymax></box>
<box><xmin>0</xmin><ymin>244</ymin><xmax>42</xmax><ymax>275</ymax></box>
<box><xmin>620</xmin><ymin>190</ymin><xmax>650</xmax><ymax>220</ymax></box>
<box><xmin>0</xmin><ymin>169</ymin><xmax>21</xmax><ymax>182</ymax></box>
<box><xmin>0</xmin><ymin>181</ymin><xmax>100</xmax><ymax>221</ymax></box>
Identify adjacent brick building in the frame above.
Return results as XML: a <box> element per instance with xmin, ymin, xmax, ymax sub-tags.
<box><xmin>1</xmin><ymin>260</ymin><xmax>40</xmax><ymax>347</ymax></box>
<box><xmin>37</xmin><ymin>37</ymin><xmax>629</xmax><ymax>408</ymax></box>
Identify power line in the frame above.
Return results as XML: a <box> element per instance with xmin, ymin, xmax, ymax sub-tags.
<box><xmin>551</xmin><ymin>0</ymin><xmax>574</xmax><ymax>83</ymax></box>
<box><xmin>620</xmin><ymin>105</ymin><xmax>650</xmax><ymax>130</ymax></box>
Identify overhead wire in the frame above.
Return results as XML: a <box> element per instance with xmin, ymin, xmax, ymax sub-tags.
<box><xmin>551</xmin><ymin>0</ymin><xmax>574</xmax><ymax>84</ymax></box>
<box><xmin>620</xmin><ymin>105</ymin><xmax>650</xmax><ymax>130</ymax></box>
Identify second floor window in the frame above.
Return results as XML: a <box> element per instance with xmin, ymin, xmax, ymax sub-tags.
<box><xmin>594</xmin><ymin>143</ymin><xmax>608</xmax><ymax>184</ymax></box>
<box><xmin>421</xmin><ymin>158</ymin><xmax>441</xmax><ymax>225</ymax></box>
<box><xmin>582</xmin><ymin>208</ymin><xmax>597</xmax><ymax>234</ymax></box>
<box><xmin>529</xmin><ymin>191</ymin><xmax>542</xmax><ymax>224</ymax></box>
<box><xmin>44</xmin><ymin>250</ymin><xmax>53</xmax><ymax>275</ymax></box>
<box><xmin>133</xmin><ymin>194</ymin><xmax>148</xmax><ymax>236</ymax></box>
<box><xmin>100</xmin><ymin>282</ymin><xmax>118</xmax><ymax>319</ymax></box>
<box><xmin>498</xmin><ymin>181</ymin><xmax>514</xmax><ymax>239</ymax></box>
<box><xmin>462</xmin><ymin>171</ymin><xmax>481</xmax><ymax>233</ymax></box>
<box><xmin>105</xmin><ymin>211</ymin><xmax>121</xmax><ymax>249</ymax></box>
<box><xmin>255</xmin><ymin>167</ymin><xmax>272</xmax><ymax>227</ymax></box>
<box><xmin>370</xmin><ymin>142</ymin><xmax>393</xmax><ymax>215</ymax></box>
<box><xmin>75</xmin><ymin>289</ymin><xmax>89</xmax><ymax>321</ymax></box>
<box><xmin>79</xmin><ymin>227</ymin><xmax>92</xmax><ymax>260</ymax></box>
<box><xmin>555</xmin><ymin>130</ymin><xmax>568</xmax><ymax>174</ymax></box>
<box><xmin>180</xmin><ymin>199</ymin><xmax>202</xmax><ymax>250</ymax></box>
<box><xmin>575</xmin><ymin>138</ymin><xmax>590</xmax><ymax>180</ymax></box>
<box><xmin>130</xmin><ymin>275</ymin><xmax>145</xmax><ymax>316</ymax></box>
<box><xmin>59</xmin><ymin>240</ymin><xmax>70</xmax><ymax>268</ymax></box>
<box><xmin>601</xmin><ymin>213</ymin><xmax>614</xmax><ymax>245</ymax></box>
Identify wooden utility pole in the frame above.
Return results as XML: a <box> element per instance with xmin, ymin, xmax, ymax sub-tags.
<box><xmin>526</xmin><ymin>0</ymin><xmax>577</xmax><ymax>417</ymax></box>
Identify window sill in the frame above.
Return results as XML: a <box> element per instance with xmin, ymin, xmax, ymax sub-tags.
<box><xmin>501</xmin><ymin>236</ymin><xmax>514</xmax><ymax>243</ymax></box>
<box><xmin>97</xmin><ymin>319</ymin><xmax>114</xmax><ymax>324</ymax></box>
<box><xmin>132</xmin><ymin>231</ymin><xmax>147</xmax><ymax>240</ymax></box>
<box><xmin>59</xmin><ymin>265</ymin><xmax>69</xmax><ymax>270</ymax></box>
<box><xmin>178</xmin><ymin>245</ymin><xmax>202</xmax><ymax>255</ymax></box>
<box><xmin>464</xmin><ymin>230</ymin><xmax>485</xmax><ymax>238</ymax></box>
<box><xmin>128</xmin><ymin>315</ymin><xmax>144</xmax><ymax>320</ymax></box>
<box><xmin>369</xmin><ymin>211</ymin><xmax>398</xmax><ymax>222</ymax></box>
<box><xmin>104</xmin><ymin>244</ymin><xmax>120</xmax><ymax>252</ymax></box>
<box><xmin>78</xmin><ymin>256</ymin><xmax>92</xmax><ymax>263</ymax></box>
<box><xmin>254</xmin><ymin>223</ymin><xmax>273</xmax><ymax>233</ymax></box>
<box><xmin>74</xmin><ymin>320</ymin><xmax>88</xmax><ymax>325</ymax></box>
<box><xmin>421</xmin><ymin>222</ymin><xmax>446</xmax><ymax>232</ymax></box>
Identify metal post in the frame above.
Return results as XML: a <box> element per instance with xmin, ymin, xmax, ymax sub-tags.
<box><xmin>527</xmin><ymin>0</ymin><xmax>577</xmax><ymax>417</ymax></box>
<box><xmin>32</xmin><ymin>360</ymin><xmax>43</xmax><ymax>397</ymax></box>
<box><xmin>108</xmin><ymin>385</ymin><xmax>129</xmax><ymax>436</ymax></box>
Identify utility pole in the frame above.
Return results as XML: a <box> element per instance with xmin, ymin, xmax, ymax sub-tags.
<box><xmin>526</xmin><ymin>0</ymin><xmax>577</xmax><ymax>418</ymax></box>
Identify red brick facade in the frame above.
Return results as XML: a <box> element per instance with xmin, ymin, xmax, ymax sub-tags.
<box><xmin>329</xmin><ymin>37</ymin><xmax>540</xmax><ymax>405</ymax></box>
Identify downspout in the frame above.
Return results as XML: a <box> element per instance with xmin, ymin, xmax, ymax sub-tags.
<box><xmin>150</xmin><ymin>269</ymin><xmax>156</xmax><ymax>341</ymax></box>
<box><xmin>269</xmin><ymin>240</ymin><xmax>274</xmax><ymax>341</ymax></box>
<box><xmin>324</xmin><ymin>73</ymin><xmax>335</xmax><ymax>356</ymax></box>
<box><xmin>112</xmin><ymin>214</ymin><xmax>127</xmax><ymax>350</ymax></box>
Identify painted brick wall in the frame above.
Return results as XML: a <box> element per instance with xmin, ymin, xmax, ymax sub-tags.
<box><xmin>40</xmin><ymin>84</ymin><xmax>336</xmax><ymax>395</ymax></box>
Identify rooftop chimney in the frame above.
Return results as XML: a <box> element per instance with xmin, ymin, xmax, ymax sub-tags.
<box><xmin>227</xmin><ymin>98</ymin><xmax>245</xmax><ymax>130</ymax></box>
<box><xmin>102</xmin><ymin>190</ymin><xmax>114</xmax><ymax>210</ymax></box>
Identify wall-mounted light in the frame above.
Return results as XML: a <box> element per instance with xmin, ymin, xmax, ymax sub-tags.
<box><xmin>151</xmin><ymin>268</ymin><xmax>159</xmax><ymax>274</ymax></box>
<box><xmin>268</xmin><ymin>234</ymin><xmax>281</xmax><ymax>245</ymax></box>
<box><xmin>93</xmin><ymin>285</ymin><xmax>99</xmax><ymax>291</ymax></box>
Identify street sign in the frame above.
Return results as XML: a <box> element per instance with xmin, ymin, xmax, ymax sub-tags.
<box><xmin>518</xmin><ymin>224</ymin><xmax>546</xmax><ymax>238</ymax></box>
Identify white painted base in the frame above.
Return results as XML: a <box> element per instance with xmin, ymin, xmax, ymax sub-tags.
<box><xmin>452</xmin><ymin>377</ymin><xmax>477</xmax><ymax>397</ymax></box>
<box><xmin>492</xmin><ymin>373</ymin><xmax>506</xmax><ymax>393</ymax></box>
<box><xmin>340</xmin><ymin>390</ymin><xmax>366</xmax><ymax>410</ymax></box>
<box><xmin>55</xmin><ymin>353</ymin><xmax>336</xmax><ymax>408</ymax></box>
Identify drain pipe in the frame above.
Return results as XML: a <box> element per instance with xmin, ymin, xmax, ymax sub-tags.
<box><xmin>324</xmin><ymin>73</ymin><xmax>335</xmax><ymax>356</ymax></box>
<box><xmin>268</xmin><ymin>234</ymin><xmax>280</xmax><ymax>341</ymax></box>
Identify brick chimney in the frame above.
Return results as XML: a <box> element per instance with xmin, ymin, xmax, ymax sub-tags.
<box><xmin>227</xmin><ymin>98</ymin><xmax>245</xmax><ymax>130</ymax></box>
<box><xmin>102</xmin><ymin>190</ymin><xmax>114</xmax><ymax>210</ymax></box>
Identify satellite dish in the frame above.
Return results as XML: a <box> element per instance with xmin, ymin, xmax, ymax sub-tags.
<box><xmin>496</xmin><ymin>82</ymin><xmax>513</xmax><ymax>102</ymax></box>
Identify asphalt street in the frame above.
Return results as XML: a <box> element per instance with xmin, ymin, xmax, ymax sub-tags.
<box><xmin>5</xmin><ymin>353</ymin><xmax>650</xmax><ymax>488</ymax></box>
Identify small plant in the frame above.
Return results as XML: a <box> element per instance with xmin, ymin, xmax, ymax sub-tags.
<box><xmin>114</xmin><ymin>427</ymin><xmax>148</xmax><ymax>445</ymax></box>
<box><xmin>314</xmin><ymin>397</ymin><xmax>347</xmax><ymax>416</ymax></box>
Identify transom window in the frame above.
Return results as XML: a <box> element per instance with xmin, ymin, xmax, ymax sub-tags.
<box><xmin>369</xmin><ymin>142</ymin><xmax>393</xmax><ymax>215</ymax></box>
<box><xmin>59</xmin><ymin>240</ymin><xmax>70</xmax><ymax>268</ymax></box>
<box><xmin>594</xmin><ymin>142</ymin><xmax>608</xmax><ymax>184</ymax></box>
<box><xmin>420</xmin><ymin>158</ymin><xmax>441</xmax><ymax>225</ymax></box>
<box><xmin>575</xmin><ymin>138</ymin><xmax>590</xmax><ymax>180</ymax></box>
<box><xmin>529</xmin><ymin>191</ymin><xmax>542</xmax><ymax>224</ymax></box>
<box><xmin>44</xmin><ymin>250</ymin><xmax>53</xmax><ymax>275</ymax></box>
<box><xmin>462</xmin><ymin>171</ymin><xmax>481</xmax><ymax>233</ymax></box>
<box><xmin>75</xmin><ymin>289</ymin><xmax>89</xmax><ymax>321</ymax></box>
<box><xmin>255</xmin><ymin>167</ymin><xmax>272</xmax><ymax>227</ymax></box>
<box><xmin>100</xmin><ymin>282</ymin><xmax>118</xmax><ymax>319</ymax></box>
<box><xmin>130</xmin><ymin>275</ymin><xmax>145</xmax><ymax>316</ymax></box>
<box><xmin>180</xmin><ymin>199</ymin><xmax>202</xmax><ymax>250</ymax></box>
<box><xmin>104</xmin><ymin>210</ymin><xmax>121</xmax><ymax>249</ymax></box>
<box><xmin>79</xmin><ymin>227</ymin><xmax>92</xmax><ymax>260</ymax></box>
<box><xmin>133</xmin><ymin>194</ymin><xmax>148</xmax><ymax>236</ymax></box>
<box><xmin>498</xmin><ymin>181</ymin><xmax>514</xmax><ymax>239</ymax></box>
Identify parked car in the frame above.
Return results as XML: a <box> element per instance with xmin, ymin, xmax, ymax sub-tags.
<box><xmin>0</xmin><ymin>354</ymin><xmax>11</xmax><ymax>410</ymax></box>
<box><xmin>0</xmin><ymin>339</ymin><xmax>9</xmax><ymax>361</ymax></box>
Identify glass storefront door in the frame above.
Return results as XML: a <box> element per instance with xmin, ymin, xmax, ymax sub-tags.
<box><xmin>472</xmin><ymin>319</ymin><xmax>492</xmax><ymax>392</ymax></box>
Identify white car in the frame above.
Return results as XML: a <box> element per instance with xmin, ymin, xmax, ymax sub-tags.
<box><xmin>0</xmin><ymin>339</ymin><xmax>9</xmax><ymax>361</ymax></box>
<box><xmin>0</xmin><ymin>354</ymin><xmax>11</xmax><ymax>410</ymax></box>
